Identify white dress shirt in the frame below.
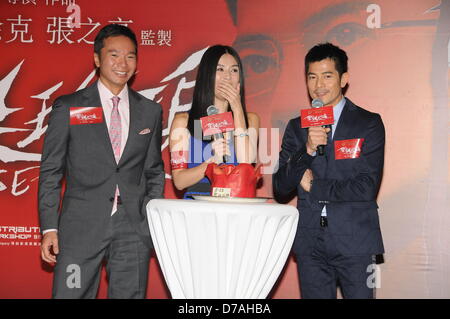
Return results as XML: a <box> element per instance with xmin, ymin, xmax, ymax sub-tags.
<box><xmin>97</xmin><ymin>80</ymin><xmax>130</xmax><ymax>157</ymax></box>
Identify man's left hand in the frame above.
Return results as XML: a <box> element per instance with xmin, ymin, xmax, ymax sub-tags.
<box><xmin>300</xmin><ymin>169</ymin><xmax>313</xmax><ymax>192</ymax></box>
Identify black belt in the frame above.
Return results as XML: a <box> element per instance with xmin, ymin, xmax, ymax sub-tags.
<box><xmin>320</xmin><ymin>216</ymin><xmax>328</xmax><ymax>227</ymax></box>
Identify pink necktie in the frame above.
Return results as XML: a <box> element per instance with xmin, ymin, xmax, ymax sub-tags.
<box><xmin>109</xmin><ymin>96</ymin><xmax>121</xmax><ymax>163</ymax></box>
<box><xmin>109</xmin><ymin>96</ymin><xmax>121</xmax><ymax>215</ymax></box>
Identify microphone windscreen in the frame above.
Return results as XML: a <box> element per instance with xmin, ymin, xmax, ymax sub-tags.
<box><xmin>206</xmin><ymin>105</ymin><xmax>219</xmax><ymax>116</ymax></box>
<box><xmin>311</xmin><ymin>99</ymin><xmax>324</xmax><ymax>108</ymax></box>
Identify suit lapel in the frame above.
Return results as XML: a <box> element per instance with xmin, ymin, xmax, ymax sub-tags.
<box><xmin>312</xmin><ymin>99</ymin><xmax>356</xmax><ymax>176</ymax></box>
<box><xmin>332</xmin><ymin>99</ymin><xmax>356</xmax><ymax>142</ymax></box>
<box><xmin>118</xmin><ymin>88</ymin><xmax>143</xmax><ymax>165</ymax></box>
<box><xmin>81</xmin><ymin>81</ymin><xmax>117</xmax><ymax>165</ymax></box>
<box><xmin>81</xmin><ymin>83</ymin><xmax>147</xmax><ymax>166</ymax></box>
<box><xmin>327</xmin><ymin>99</ymin><xmax>359</xmax><ymax>163</ymax></box>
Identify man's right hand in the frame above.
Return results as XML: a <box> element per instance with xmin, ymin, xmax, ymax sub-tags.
<box><xmin>306</xmin><ymin>126</ymin><xmax>331</xmax><ymax>155</ymax></box>
<box><xmin>41</xmin><ymin>231</ymin><xmax>59</xmax><ymax>264</ymax></box>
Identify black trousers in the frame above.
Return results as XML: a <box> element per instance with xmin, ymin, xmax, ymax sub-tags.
<box><xmin>52</xmin><ymin>206</ymin><xmax>151</xmax><ymax>299</ymax></box>
<box><xmin>296</xmin><ymin>227</ymin><xmax>376</xmax><ymax>299</ymax></box>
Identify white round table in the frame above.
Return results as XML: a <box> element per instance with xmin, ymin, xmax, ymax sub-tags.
<box><xmin>146</xmin><ymin>198</ymin><xmax>298</xmax><ymax>299</ymax></box>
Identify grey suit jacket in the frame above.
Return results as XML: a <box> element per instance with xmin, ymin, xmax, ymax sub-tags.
<box><xmin>38</xmin><ymin>81</ymin><xmax>165</xmax><ymax>251</ymax></box>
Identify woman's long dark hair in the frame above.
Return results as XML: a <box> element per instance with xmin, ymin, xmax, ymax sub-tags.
<box><xmin>187</xmin><ymin>45</ymin><xmax>249</xmax><ymax>137</ymax></box>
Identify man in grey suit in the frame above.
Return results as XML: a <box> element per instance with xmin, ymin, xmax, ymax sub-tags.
<box><xmin>39</xmin><ymin>24</ymin><xmax>165</xmax><ymax>298</ymax></box>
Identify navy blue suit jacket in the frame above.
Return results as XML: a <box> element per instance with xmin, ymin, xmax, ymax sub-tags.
<box><xmin>273</xmin><ymin>99</ymin><xmax>385</xmax><ymax>256</ymax></box>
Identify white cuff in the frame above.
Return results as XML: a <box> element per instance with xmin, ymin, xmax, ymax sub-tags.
<box><xmin>42</xmin><ymin>229</ymin><xmax>58</xmax><ymax>235</ymax></box>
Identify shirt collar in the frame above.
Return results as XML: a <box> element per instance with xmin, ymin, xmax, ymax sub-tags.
<box><xmin>97</xmin><ymin>79</ymin><xmax>128</xmax><ymax>106</ymax></box>
<box><xmin>333</xmin><ymin>96</ymin><xmax>346</xmax><ymax>125</ymax></box>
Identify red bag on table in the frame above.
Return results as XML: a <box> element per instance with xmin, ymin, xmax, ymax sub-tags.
<box><xmin>205</xmin><ymin>163</ymin><xmax>262</xmax><ymax>198</ymax></box>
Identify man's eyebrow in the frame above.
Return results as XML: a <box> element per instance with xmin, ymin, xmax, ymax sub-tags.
<box><xmin>106</xmin><ymin>49</ymin><xmax>136</xmax><ymax>54</ymax></box>
<box><xmin>234</xmin><ymin>33</ymin><xmax>278</xmax><ymax>46</ymax></box>
<box><xmin>307</xmin><ymin>71</ymin><xmax>334</xmax><ymax>75</ymax></box>
<box><xmin>303</xmin><ymin>1</ymin><xmax>369</xmax><ymax>28</ymax></box>
<box><xmin>381</xmin><ymin>19</ymin><xmax>436</xmax><ymax>29</ymax></box>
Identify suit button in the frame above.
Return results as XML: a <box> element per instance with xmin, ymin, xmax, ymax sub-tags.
<box><xmin>109</xmin><ymin>197</ymin><xmax>114</xmax><ymax>202</ymax></box>
<box><xmin>116</xmin><ymin>168</ymin><xmax>120</xmax><ymax>172</ymax></box>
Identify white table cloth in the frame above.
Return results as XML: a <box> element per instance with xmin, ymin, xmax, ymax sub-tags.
<box><xmin>146</xmin><ymin>198</ymin><xmax>298</xmax><ymax>299</ymax></box>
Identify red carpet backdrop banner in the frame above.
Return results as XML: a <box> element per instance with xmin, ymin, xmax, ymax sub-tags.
<box><xmin>0</xmin><ymin>0</ymin><xmax>448</xmax><ymax>298</ymax></box>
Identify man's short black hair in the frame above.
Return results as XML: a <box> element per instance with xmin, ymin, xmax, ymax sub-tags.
<box><xmin>305</xmin><ymin>42</ymin><xmax>348</xmax><ymax>77</ymax></box>
<box><xmin>94</xmin><ymin>24</ymin><xmax>138</xmax><ymax>55</ymax></box>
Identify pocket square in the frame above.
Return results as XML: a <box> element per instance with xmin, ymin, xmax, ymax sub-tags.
<box><xmin>139</xmin><ymin>128</ymin><xmax>151</xmax><ymax>135</ymax></box>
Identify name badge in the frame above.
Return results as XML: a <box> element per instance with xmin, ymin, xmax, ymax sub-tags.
<box><xmin>212</xmin><ymin>187</ymin><xmax>231</xmax><ymax>198</ymax></box>
<box><xmin>334</xmin><ymin>138</ymin><xmax>364</xmax><ymax>160</ymax></box>
<box><xmin>70</xmin><ymin>107</ymin><xmax>103</xmax><ymax>125</ymax></box>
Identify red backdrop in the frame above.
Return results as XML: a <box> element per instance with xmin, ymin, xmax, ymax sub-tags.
<box><xmin>0</xmin><ymin>0</ymin><xmax>449</xmax><ymax>299</ymax></box>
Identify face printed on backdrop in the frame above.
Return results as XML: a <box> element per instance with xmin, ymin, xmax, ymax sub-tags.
<box><xmin>0</xmin><ymin>0</ymin><xmax>449</xmax><ymax>299</ymax></box>
<box><xmin>234</xmin><ymin>0</ymin><xmax>439</xmax><ymax>196</ymax></box>
<box><xmin>234</xmin><ymin>0</ymin><xmax>450</xmax><ymax>299</ymax></box>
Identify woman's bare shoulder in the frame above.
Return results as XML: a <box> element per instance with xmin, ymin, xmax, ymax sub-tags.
<box><xmin>171</xmin><ymin>112</ymin><xmax>189</xmax><ymax>128</ymax></box>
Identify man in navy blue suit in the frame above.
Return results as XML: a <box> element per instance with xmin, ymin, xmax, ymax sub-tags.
<box><xmin>273</xmin><ymin>42</ymin><xmax>385</xmax><ymax>299</ymax></box>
